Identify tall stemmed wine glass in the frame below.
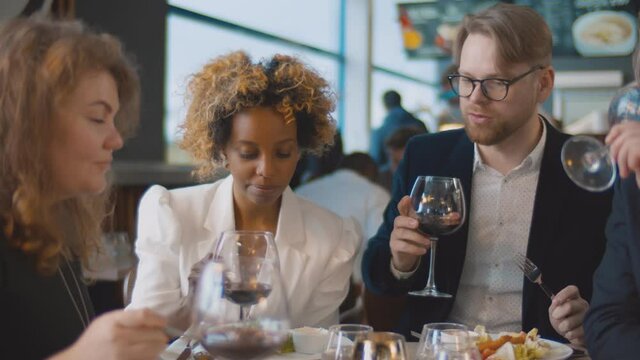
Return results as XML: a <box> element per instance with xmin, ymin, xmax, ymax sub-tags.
<box><xmin>192</xmin><ymin>230</ymin><xmax>290</xmax><ymax>360</ymax></box>
<box><xmin>409</xmin><ymin>176</ymin><xmax>466</xmax><ymax>298</ymax></box>
<box><xmin>561</xmin><ymin>85</ymin><xmax>640</xmax><ymax>192</ymax></box>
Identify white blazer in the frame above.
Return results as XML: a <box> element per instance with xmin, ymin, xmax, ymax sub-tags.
<box><xmin>128</xmin><ymin>175</ymin><xmax>361</xmax><ymax>330</ymax></box>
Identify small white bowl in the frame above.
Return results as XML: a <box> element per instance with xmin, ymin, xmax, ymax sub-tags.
<box><xmin>291</xmin><ymin>327</ymin><xmax>330</xmax><ymax>354</ymax></box>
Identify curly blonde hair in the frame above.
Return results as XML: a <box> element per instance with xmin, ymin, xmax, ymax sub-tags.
<box><xmin>180</xmin><ymin>51</ymin><xmax>337</xmax><ymax>180</ymax></box>
<box><xmin>0</xmin><ymin>17</ymin><xmax>140</xmax><ymax>274</ymax></box>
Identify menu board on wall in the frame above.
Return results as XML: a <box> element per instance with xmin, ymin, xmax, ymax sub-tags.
<box><xmin>398</xmin><ymin>0</ymin><xmax>638</xmax><ymax>58</ymax></box>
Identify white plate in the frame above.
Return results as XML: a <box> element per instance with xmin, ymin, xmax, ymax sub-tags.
<box><xmin>537</xmin><ymin>338</ymin><xmax>573</xmax><ymax>360</ymax></box>
<box><xmin>485</xmin><ymin>334</ymin><xmax>573</xmax><ymax>360</ymax></box>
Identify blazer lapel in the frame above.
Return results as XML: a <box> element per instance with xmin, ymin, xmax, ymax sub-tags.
<box><xmin>522</xmin><ymin>121</ymin><xmax>569</xmax><ymax>328</ymax></box>
<box><xmin>436</xmin><ymin>133</ymin><xmax>474</xmax><ymax>295</ymax></box>
<box><xmin>198</xmin><ymin>175</ymin><xmax>236</xmax><ymax>260</ymax></box>
<box><xmin>274</xmin><ymin>188</ymin><xmax>309</xmax><ymax>301</ymax></box>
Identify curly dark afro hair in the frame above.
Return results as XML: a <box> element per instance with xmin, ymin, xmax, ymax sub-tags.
<box><xmin>180</xmin><ymin>51</ymin><xmax>337</xmax><ymax>180</ymax></box>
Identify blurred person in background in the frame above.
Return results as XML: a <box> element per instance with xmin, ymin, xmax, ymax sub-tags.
<box><xmin>290</xmin><ymin>131</ymin><xmax>344</xmax><ymax>189</ymax></box>
<box><xmin>437</xmin><ymin>63</ymin><xmax>464</xmax><ymax>130</ymax></box>
<box><xmin>0</xmin><ymin>17</ymin><xmax>167</xmax><ymax>360</ymax></box>
<box><xmin>377</xmin><ymin>126</ymin><xmax>426</xmax><ymax>192</ymax></box>
<box><xmin>296</xmin><ymin>152</ymin><xmax>390</xmax><ymax>322</ymax></box>
<box><xmin>296</xmin><ymin>152</ymin><xmax>390</xmax><ymax>281</ymax></box>
<box><xmin>128</xmin><ymin>51</ymin><xmax>361</xmax><ymax>330</ymax></box>
<box><xmin>370</xmin><ymin>90</ymin><xmax>427</xmax><ymax>167</ymax></box>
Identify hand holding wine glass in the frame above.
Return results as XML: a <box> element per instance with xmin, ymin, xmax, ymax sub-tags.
<box><xmin>389</xmin><ymin>196</ymin><xmax>433</xmax><ymax>272</ymax></box>
<box><xmin>561</xmin><ymin>85</ymin><xmax>640</xmax><ymax>192</ymax></box>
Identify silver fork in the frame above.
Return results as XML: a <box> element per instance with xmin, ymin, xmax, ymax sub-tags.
<box><xmin>515</xmin><ymin>253</ymin><xmax>555</xmax><ymax>299</ymax></box>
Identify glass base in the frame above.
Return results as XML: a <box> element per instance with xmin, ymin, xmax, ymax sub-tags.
<box><xmin>409</xmin><ymin>288</ymin><xmax>452</xmax><ymax>298</ymax></box>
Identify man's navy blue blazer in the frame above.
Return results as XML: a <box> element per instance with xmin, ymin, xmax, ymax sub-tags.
<box><xmin>362</xmin><ymin>119</ymin><xmax>613</xmax><ymax>342</ymax></box>
<box><xmin>585</xmin><ymin>176</ymin><xmax>640</xmax><ymax>359</ymax></box>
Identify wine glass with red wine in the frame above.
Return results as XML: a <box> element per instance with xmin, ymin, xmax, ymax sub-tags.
<box><xmin>192</xmin><ymin>230</ymin><xmax>290</xmax><ymax>360</ymax></box>
<box><xmin>409</xmin><ymin>176</ymin><xmax>466</xmax><ymax>298</ymax></box>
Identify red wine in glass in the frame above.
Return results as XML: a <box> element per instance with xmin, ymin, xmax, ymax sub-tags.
<box><xmin>201</xmin><ymin>325</ymin><xmax>287</xmax><ymax>360</ymax></box>
<box><xmin>416</xmin><ymin>212</ymin><xmax>462</xmax><ymax>238</ymax></box>
<box><xmin>224</xmin><ymin>282</ymin><xmax>272</xmax><ymax>306</ymax></box>
<box><xmin>409</xmin><ymin>176</ymin><xmax>465</xmax><ymax>298</ymax></box>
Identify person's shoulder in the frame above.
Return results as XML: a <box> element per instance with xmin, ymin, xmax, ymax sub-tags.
<box><xmin>297</xmin><ymin>195</ymin><xmax>362</xmax><ymax>250</ymax></box>
<box><xmin>296</xmin><ymin>193</ymin><xmax>340</xmax><ymax>220</ymax></box>
<box><xmin>138</xmin><ymin>179</ymin><xmax>226</xmax><ymax>216</ymax></box>
<box><xmin>166</xmin><ymin>182</ymin><xmax>220</xmax><ymax>201</ymax></box>
<box><xmin>406</xmin><ymin>128</ymin><xmax>467</xmax><ymax>152</ymax></box>
<box><xmin>295</xmin><ymin>193</ymin><xmax>356</xmax><ymax>234</ymax></box>
<box><xmin>295</xmin><ymin>174</ymin><xmax>332</xmax><ymax>195</ymax></box>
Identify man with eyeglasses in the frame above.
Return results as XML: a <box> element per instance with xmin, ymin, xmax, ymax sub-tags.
<box><xmin>362</xmin><ymin>3</ymin><xmax>612</xmax><ymax>346</ymax></box>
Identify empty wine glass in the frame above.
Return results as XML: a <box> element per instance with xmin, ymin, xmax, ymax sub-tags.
<box><xmin>561</xmin><ymin>85</ymin><xmax>640</xmax><ymax>192</ymax></box>
<box><xmin>416</xmin><ymin>323</ymin><xmax>480</xmax><ymax>360</ymax></box>
<box><xmin>322</xmin><ymin>324</ymin><xmax>373</xmax><ymax>360</ymax></box>
<box><xmin>409</xmin><ymin>176</ymin><xmax>466</xmax><ymax>298</ymax></box>
<box><xmin>192</xmin><ymin>230</ymin><xmax>290</xmax><ymax>360</ymax></box>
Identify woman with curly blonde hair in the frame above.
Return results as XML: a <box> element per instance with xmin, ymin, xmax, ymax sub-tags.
<box><xmin>0</xmin><ymin>17</ymin><xmax>167</xmax><ymax>360</ymax></box>
<box><xmin>129</xmin><ymin>51</ymin><xmax>361</xmax><ymax>329</ymax></box>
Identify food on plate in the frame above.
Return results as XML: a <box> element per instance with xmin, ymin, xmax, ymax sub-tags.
<box><xmin>474</xmin><ymin>326</ymin><xmax>550</xmax><ymax>360</ymax></box>
<box><xmin>579</xmin><ymin>14</ymin><xmax>632</xmax><ymax>46</ymax></box>
<box><xmin>279</xmin><ymin>333</ymin><xmax>295</xmax><ymax>354</ymax></box>
<box><xmin>572</xmin><ymin>11</ymin><xmax>637</xmax><ymax>57</ymax></box>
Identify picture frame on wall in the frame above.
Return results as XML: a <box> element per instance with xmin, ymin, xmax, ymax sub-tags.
<box><xmin>397</xmin><ymin>0</ymin><xmax>638</xmax><ymax>59</ymax></box>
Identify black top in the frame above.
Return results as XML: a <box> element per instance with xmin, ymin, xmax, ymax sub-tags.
<box><xmin>0</xmin><ymin>231</ymin><xmax>95</xmax><ymax>359</ymax></box>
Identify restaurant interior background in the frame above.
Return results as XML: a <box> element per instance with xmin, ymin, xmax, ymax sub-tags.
<box><xmin>1</xmin><ymin>0</ymin><xmax>637</xmax><ymax>312</ymax></box>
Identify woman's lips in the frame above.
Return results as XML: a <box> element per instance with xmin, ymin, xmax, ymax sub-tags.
<box><xmin>251</xmin><ymin>184</ymin><xmax>279</xmax><ymax>196</ymax></box>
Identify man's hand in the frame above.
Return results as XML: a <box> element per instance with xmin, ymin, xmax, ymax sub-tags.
<box><xmin>548</xmin><ymin>285</ymin><xmax>588</xmax><ymax>346</ymax></box>
<box><xmin>390</xmin><ymin>196</ymin><xmax>432</xmax><ymax>272</ymax></box>
<box><xmin>606</xmin><ymin>121</ymin><xmax>640</xmax><ymax>187</ymax></box>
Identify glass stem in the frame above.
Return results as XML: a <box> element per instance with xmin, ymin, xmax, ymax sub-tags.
<box><xmin>425</xmin><ymin>238</ymin><xmax>438</xmax><ymax>290</ymax></box>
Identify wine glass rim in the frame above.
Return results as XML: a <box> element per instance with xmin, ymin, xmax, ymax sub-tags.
<box><xmin>421</xmin><ymin>322</ymin><xmax>468</xmax><ymax>331</ymax></box>
<box><xmin>221</xmin><ymin>230</ymin><xmax>275</xmax><ymax>237</ymax></box>
<box><xmin>328</xmin><ymin>324</ymin><xmax>373</xmax><ymax>332</ymax></box>
<box><xmin>416</xmin><ymin>176</ymin><xmax>461</xmax><ymax>182</ymax></box>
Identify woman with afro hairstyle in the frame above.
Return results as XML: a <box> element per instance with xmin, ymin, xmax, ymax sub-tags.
<box><xmin>128</xmin><ymin>51</ymin><xmax>361</xmax><ymax>330</ymax></box>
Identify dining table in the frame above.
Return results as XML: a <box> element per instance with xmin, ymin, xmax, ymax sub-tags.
<box><xmin>160</xmin><ymin>334</ymin><xmax>591</xmax><ymax>360</ymax></box>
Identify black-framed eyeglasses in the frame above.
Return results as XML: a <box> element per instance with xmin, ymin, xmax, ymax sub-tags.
<box><xmin>447</xmin><ymin>65</ymin><xmax>545</xmax><ymax>101</ymax></box>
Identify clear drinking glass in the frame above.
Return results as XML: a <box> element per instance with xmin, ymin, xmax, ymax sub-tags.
<box><xmin>409</xmin><ymin>176</ymin><xmax>466</xmax><ymax>298</ymax></box>
<box><xmin>561</xmin><ymin>85</ymin><xmax>640</xmax><ymax>192</ymax></box>
<box><xmin>322</xmin><ymin>324</ymin><xmax>373</xmax><ymax>360</ymax></box>
<box><xmin>416</xmin><ymin>323</ymin><xmax>480</xmax><ymax>360</ymax></box>
<box><xmin>192</xmin><ymin>230</ymin><xmax>290</xmax><ymax>360</ymax></box>
<box><xmin>352</xmin><ymin>332</ymin><xmax>407</xmax><ymax>360</ymax></box>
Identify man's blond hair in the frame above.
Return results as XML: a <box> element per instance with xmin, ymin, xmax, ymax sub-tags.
<box><xmin>454</xmin><ymin>3</ymin><xmax>552</xmax><ymax>68</ymax></box>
